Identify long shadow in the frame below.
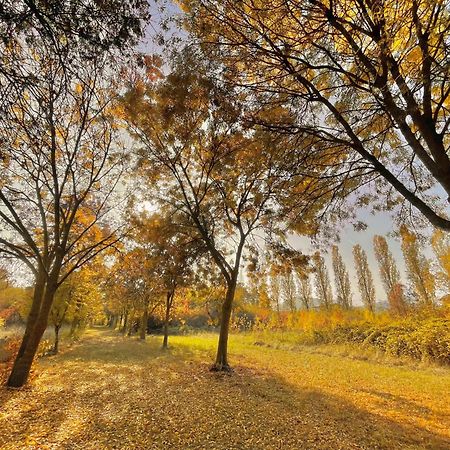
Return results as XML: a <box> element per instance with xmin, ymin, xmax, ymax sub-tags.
<box><xmin>52</xmin><ymin>334</ymin><xmax>197</xmax><ymax>366</ymax></box>
<box><xmin>1</xmin><ymin>332</ymin><xmax>449</xmax><ymax>449</ymax></box>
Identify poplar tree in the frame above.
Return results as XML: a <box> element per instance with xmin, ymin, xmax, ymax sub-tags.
<box><xmin>400</xmin><ymin>226</ymin><xmax>436</xmax><ymax>307</ymax></box>
<box><xmin>312</xmin><ymin>252</ymin><xmax>333</xmax><ymax>309</ymax></box>
<box><xmin>331</xmin><ymin>245</ymin><xmax>352</xmax><ymax>309</ymax></box>
<box><xmin>373</xmin><ymin>235</ymin><xmax>407</xmax><ymax>315</ymax></box>
<box><xmin>353</xmin><ymin>245</ymin><xmax>376</xmax><ymax>313</ymax></box>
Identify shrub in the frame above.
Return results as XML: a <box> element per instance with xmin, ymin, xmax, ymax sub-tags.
<box><xmin>250</xmin><ymin>307</ymin><xmax>450</xmax><ymax>365</ymax></box>
<box><xmin>322</xmin><ymin>319</ymin><xmax>450</xmax><ymax>364</ymax></box>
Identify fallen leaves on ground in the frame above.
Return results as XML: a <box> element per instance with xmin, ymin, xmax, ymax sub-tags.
<box><xmin>0</xmin><ymin>329</ymin><xmax>449</xmax><ymax>449</ymax></box>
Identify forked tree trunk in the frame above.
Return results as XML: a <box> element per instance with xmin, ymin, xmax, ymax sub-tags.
<box><xmin>7</xmin><ymin>280</ymin><xmax>58</xmax><ymax>388</ymax></box>
<box><xmin>213</xmin><ymin>277</ymin><xmax>237</xmax><ymax>371</ymax></box>
<box><xmin>162</xmin><ymin>290</ymin><xmax>175</xmax><ymax>349</ymax></box>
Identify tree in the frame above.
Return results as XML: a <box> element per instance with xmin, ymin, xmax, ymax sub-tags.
<box><xmin>247</xmin><ymin>258</ymin><xmax>271</xmax><ymax>309</ymax></box>
<box><xmin>331</xmin><ymin>245</ymin><xmax>352</xmax><ymax>309</ymax></box>
<box><xmin>373</xmin><ymin>235</ymin><xmax>407</xmax><ymax>315</ymax></box>
<box><xmin>312</xmin><ymin>252</ymin><xmax>333</xmax><ymax>309</ymax></box>
<box><xmin>269</xmin><ymin>244</ymin><xmax>308</xmax><ymax>312</ymax></box>
<box><xmin>353</xmin><ymin>245</ymin><xmax>376</xmax><ymax>313</ymax></box>
<box><xmin>281</xmin><ymin>268</ymin><xmax>297</xmax><ymax>313</ymax></box>
<box><xmin>122</xmin><ymin>50</ymin><xmax>302</xmax><ymax>370</ymax></box>
<box><xmin>132</xmin><ymin>210</ymin><xmax>205</xmax><ymax>348</ymax></box>
<box><xmin>106</xmin><ymin>248</ymin><xmax>162</xmax><ymax>338</ymax></box>
<box><xmin>49</xmin><ymin>265</ymin><xmax>104</xmax><ymax>353</ymax></box>
<box><xmin>400</xmin><ymin>226</ymin><xmax>436</xmax><ymax>307</ymax></box>
<box><xmin>187</xmin><ymin>265</ymin><xmax>226</xmax><ymax>327</ymax></box>
<box><xmin>182</xmin><ymin>0</ymin><xmax>450</xmax><ymax>230</ymax></box>
<box><xmin>48</xmin><ymin>283</ymin><xmax>74</xmax><ymax>354</ymax></box>
<box><xmin>269</xmin><ymin>265</ymin><xmax>282</xmax><ymax>315</ymax></box>
<box><xmin>0</xmin><ymin>0</ymin><xmax>150</xmax><ymax>167</ymax></box>
<box><xmin>1</xmin><ymin>32</ymin><xmax>133</xmax><ymax>387</ymax></box>
<box><xmin>0</xmin><ymin>1</ymin><xmax>148</xmax><ymax>46</ymax></box>
<box><xmin>431</xmin><ymin>229</ymin><xmax>450</xmax><ymax>294</ymax></box>
<box><xmin>298</xmin><ymin>274</ymin><xmax>313</xmax><ymax>311</ymax></box>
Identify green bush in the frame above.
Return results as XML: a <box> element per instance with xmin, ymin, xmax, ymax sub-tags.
<box><xmin>325</xmin><ymin>319</ymin><xmax>450</xmax><ymax>364</ymax></box>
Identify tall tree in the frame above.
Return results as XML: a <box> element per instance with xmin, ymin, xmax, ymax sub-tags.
<box><xmin>353</xmin><ymin>245</ymin><xmax>376</xmax><ymax>313</ymax></box>
<box><xmin>269</xmin><ymin>244</ymin><xmax>308</xmax><ymax>313</ymax></box>
<box><xmin>373</xmin><ymin>235</ymin><xmax>407</xmax><ymax>315</ymax></box>
<box><xmin>331</xmin><ymin>245</ymin><xmax>352</xmax><ymax>309</ymax></box>
<box><xmin>247</xmin><ymin>258</ymin><xmax>271</xmax><ymax>309</ymax></box>
<box><xmin>182</xmin><ymin>0</ymin><xmax>450</xmax><ymax>229</ymax></box>
<box><xmin>132</xmin><ymin>211</ymin><xmax>204</xmax><ymax>348</ymax></box>
<box><xmin>269</xmin><ymin>266</ymin><xmax>282</xmax><ymax>315</ymax></box>
<box><xmin>122</xmin><ymin>51</ymin><xmax>304</xmax><ymax>370</ymax></box>
<box><xmin>312</xmin><ymin>252</ymin><xmax>333</xmax><ymax>309</ymax></box>
<box><xmin>298</xmin><ymin>273</ymin><xmax>313</xmax><ymax>311</ymax></box>
<box><xmin>431</xmin><ymin>229</ymin><xmax>450</xmax><ymax>294</ymax></box>
<box><xmin>400</xmin><ymin>226</ymin><xmax>436</xmax><ymax>306</ymax></box>
<box><xmin>281</xmin><ymin>268</ymin><xmax>297</xmax><ymax>313</ymax></box>
<box><xmin>0</xmin><ymin>7</ymin><xmax>142</xmax><ymax>385</ymax></box>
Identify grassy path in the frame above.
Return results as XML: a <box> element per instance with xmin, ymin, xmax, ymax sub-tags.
<box><xmin>0</xmin><ymin>329</ymin><xmax>449</xmax><ymax>449</ymax></box>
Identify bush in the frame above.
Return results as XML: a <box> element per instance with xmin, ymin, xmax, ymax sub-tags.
<box><xmin>250</xmin><ymin>307</ymin><xmax>450</xmax><ymax>365</ymax></box>
<box><xmin>327</xmin><ymin>319</ymin><xmax>450</xmax><ymax>364</ymax></box>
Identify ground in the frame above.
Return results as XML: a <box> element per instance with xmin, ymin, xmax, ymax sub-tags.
<box><xmin>0</xmin><ymin>329</ymin><xmax>449</xmax><ymax>450</ymax></box>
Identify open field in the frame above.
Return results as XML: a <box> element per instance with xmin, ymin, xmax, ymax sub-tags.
<box><xmin>1</xmin><ymin>328</ymin><xmax>449</xmax><ymax>450</ymax></box>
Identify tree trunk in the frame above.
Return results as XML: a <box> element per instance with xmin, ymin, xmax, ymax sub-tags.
<box><xmin>15</xmin><ymin>270</ymin><xmax>46</xmax><ymax>362</ymax></box>
<box><xmin>53</xmin><ymin>324</ymin><xmax>61</xmax><ymax>354</ymax></box>
<box><xmin>7</xmin><ymin>280</ymin><xmax>58</xmax><ymax>387</ymax></box>
<box><xmin>110</xmin><ymin>314</ymin><xmax>118</xmax><ymax>329</ymax></box>
<box><xmin>162</xmin><ymin>290</ymin><xmax>174</xmax><ymax>349</ymax></box>
<box><xmin>139</xmin><ymin>308</ymin><xmax>148</xmax><ymax>340</ymax></box>
<box><xmin>121</xmin><ymin>310</ymin><xmax>128</xmax><ymax>335</ymax></box>
<box><xmin>139</xmin><ymin>310</ymin><xmax>147</xmax><ymax>340</ymax></box>
<box><xmin>126</xmin><ymin>311</ymin><xmax>134</xmax><ymax>336</ymax></box>
<box><xmin>213</xmin><ymin>278</ymin><xmax>237</xmax><ymax>371</ymax></box>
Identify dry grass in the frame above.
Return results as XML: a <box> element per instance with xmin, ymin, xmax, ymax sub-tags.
<box><xmin>0</xmin><ymin>328</ymin><xmax>449</xmax><ymax>449</ymax></box>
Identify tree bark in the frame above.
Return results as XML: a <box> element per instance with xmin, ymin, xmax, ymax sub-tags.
<box><xmin>162</xmin><ymin>290</ymin><xmax>174</xmax><ymax>349</ymax></box>
<box><xmin>15</xmin><ymin>270</ymin><xmax>46</xmax><ymax>361</ymax></box>
<box><xmin>7</xmin><ymin>280</ymin><xmax>58</xmax><ymax>387</ymax></box>
<box><xmin>111</xmin><ymin>315</ymin><xmax>118</xmax><ymax>329</ymax></box>
<box><xmin>140</xmin><ymin>306</ymin><xmax>148</xmax><ymax>340</ymax></box>
<box><xmin>121</xmin><ymin>310</ymin><xmax>128</xmax><ymax>335</ymax></box>
<box><xmin>53</xmin><ymin>324</ymin><xmax>61</xmax><ymax>354</ymax></box>
<box><xmin>213</xmin><ymin>277</ymin><xmax>237</xmax><ymax>371</ymax></box>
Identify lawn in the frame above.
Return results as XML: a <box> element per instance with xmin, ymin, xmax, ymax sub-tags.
<box><xmin>0</xmin><ymin>328</ymin><xmax>449</xmax><ymax>449</ymax></box>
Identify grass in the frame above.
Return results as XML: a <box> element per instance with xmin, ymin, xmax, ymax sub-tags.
<box><xmin>0</xmin><ymin>328</ymin><xmax>449</xmax><ymax>449</ymax></box>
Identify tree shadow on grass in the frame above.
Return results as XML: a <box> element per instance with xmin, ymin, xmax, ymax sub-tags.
<box><xmin>0</xmin><ymin>332</ymin><xmax>449</xmax><ymax>450</ymax></box>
